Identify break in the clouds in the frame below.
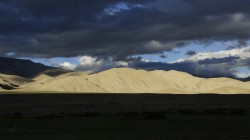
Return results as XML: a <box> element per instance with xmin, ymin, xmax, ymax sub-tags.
<box><xmin>54</xmin><ymin>56</ymin><xmax>128</xmax><ymax>72</ymax></box>
<box><xmin>0</xmin><ymin>0</ymin><xmax>250</xmax><ymax>59</ymax></box>
<box><xmin>174</xmin><ymin>46</ymin><xmax>250</xmax><ymax>63</ymax></box>
<box><xmin>129</xmin><ymin>46</ymin><xmax>250</xmax><ymax>78</ymax></box>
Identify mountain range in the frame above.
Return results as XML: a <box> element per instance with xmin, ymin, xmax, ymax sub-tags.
<box><xmin>0</xmin><ymin>57</ymin><xmax>250</xmax><ymax>94</ymax></box>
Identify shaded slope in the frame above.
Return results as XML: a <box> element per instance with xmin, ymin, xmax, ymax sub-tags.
<box><xmin>0</xmin><ymin>73</ymin><xmax>33</xmax><ymax>90</ymax></box>
<box><xmin>36</xmin><ymin>68</ymin><xmax>70</xmax><ymax>77</ymax></box>
<box><xmin>0</xmin><ymin>57</ymin><xmax>68</xmax><ymax>78</ymax></box>
<box><xmin>238</xmin><ymin>77</ymin><xmax>250</xmax><ymax>82</ymax></box>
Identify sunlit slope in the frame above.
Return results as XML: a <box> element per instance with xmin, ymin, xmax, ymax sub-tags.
<box><xmin>21</xmin><ymin>72</ymin><xmax>97</xmax><ymax>92</ymax></box>
<box><xmin>20</xmin><ymin>68</ymin><xmax>179</xmax><ymax>93</ymax></box>
<box><xmin>196</xmin><ymin>78</ymin><xmax>250</xmax><ymax>93</ymax></box>
<box><xmin>87</xmin><ymin>68</ymin><xmax>181</xmax><ymax>93</ymax></box>
<box><xmin>151</xmin><ymin>70</ymin><xmax>250</xmax><ymax>93</ymax></box>
<box><xmin>33</xmin><ymin>74</ymin><xmax>53</xmax><ymax>83</ymax></box>
<box><xmin>18</xmin><ymin>68</ymin><xmax>250</xmax><ymax>94</ymax></box>
<box><xmin>32</xmin><ymin>72</ymin><xmax>88</xmax><ymax>83</ymax></box>
<box><xmin>208</xmin><ymin>86</ymin><xmax>250</xmax><ymax>94</ymax></box>
<box><xmin>150</xmin><ymin>70</ymin><xmax>202</xmax><ymax>91</ymax></box>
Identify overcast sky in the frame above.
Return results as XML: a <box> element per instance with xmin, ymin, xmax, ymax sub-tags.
<box><xmin>1</xmin><ymin>0</ymin><xmax>250</xmax><ymax>77</ymax></box>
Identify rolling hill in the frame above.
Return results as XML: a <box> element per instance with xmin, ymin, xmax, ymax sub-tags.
<box><xmin>16</xmin><ymin>68</ymin><xmax>250</xmax><ymax>94</ymax></box>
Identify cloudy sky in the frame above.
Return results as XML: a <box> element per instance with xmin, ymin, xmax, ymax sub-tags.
<box><xmin>1</xmin><ymin>0</ymin><xmax>250</xmax><ymax>77</ymax></box>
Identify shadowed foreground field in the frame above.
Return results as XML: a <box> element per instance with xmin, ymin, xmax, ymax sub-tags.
<box><xmin>0</xmin><ymin>94</ymin><xmax>250</xmax><ymax>140</ymax></box>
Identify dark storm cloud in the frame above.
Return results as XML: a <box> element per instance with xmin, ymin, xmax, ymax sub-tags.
<box><xmin>197</xmin><ymin>56</ymin><xmax>240</xmax><ymax>65</ymax></box>
<box><xmin>0</xmin><ymin>0</ymin><xmax>250</xmax><ymax>59</ymax></box>
<box><xmin>159</xmin><ymin>54</ymin><xmax>167</xmax><ymax>58</ymax></box>
<box><xmin>185</xmin><ymin>50</ymin><xmax>196</xmax><ymax>56</ymax></box>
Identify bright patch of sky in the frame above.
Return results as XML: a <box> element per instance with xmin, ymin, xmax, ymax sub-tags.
<box><xmin>104</xmin><ymin>2</ymin><xmax>143</xmax><ymax>16</ymax></box>
<box><xmin>232</xmin><ymin>66</ymin><xmax>250</xmax><ymax>78</ymax></box>
<box><xmin>6</xmin><ymin>52</ymin><xmax>16</xmax><ymax>57</ymax></box>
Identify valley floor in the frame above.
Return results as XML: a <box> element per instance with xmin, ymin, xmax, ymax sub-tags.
<box><xmin>0</xmin><ymin>94</ymin><xmax>250</xmax><ymax>140</ymax></box>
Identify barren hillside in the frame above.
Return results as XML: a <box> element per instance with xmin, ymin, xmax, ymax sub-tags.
<box><xmin>16</xmin><ymin>68</ymin><xmax>250</xmax><ymax>94</ymax></box>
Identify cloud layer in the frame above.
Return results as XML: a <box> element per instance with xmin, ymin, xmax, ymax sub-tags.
<box><xmin>132</xmin><ymin>47</ymin><xmax>250</xmax><ymax>77</ymax></box>
<box><xmin>54</xmin><ymin>46</ymin><xmax>250</xmax><ymax>78</ymax></box>
<box><xmin>0</xmin><ymin>0</ymin><xmax>250</xmax><ymax>59</ymax></box>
